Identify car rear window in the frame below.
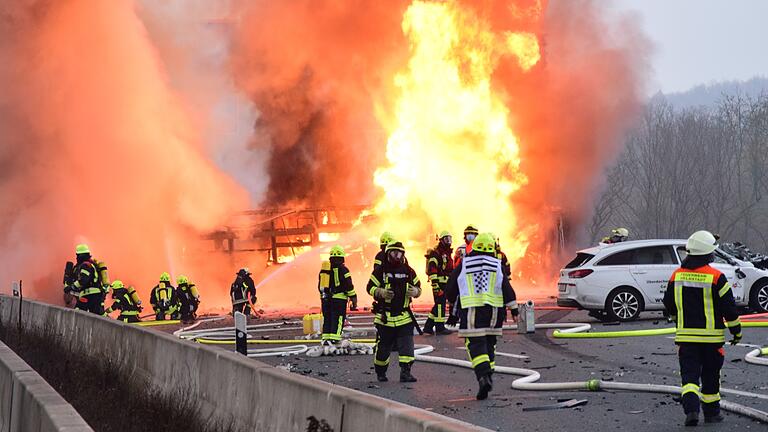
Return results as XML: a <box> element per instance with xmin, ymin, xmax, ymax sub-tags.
<box><xmin>564</xmin><ymin>253</ymin><xmax>594</xmax><ymax>269</ymax></box>
<box><xmin>596</xmin><ymin>249</ymin><xmax>635</xmax><ymax>265</ymax></box>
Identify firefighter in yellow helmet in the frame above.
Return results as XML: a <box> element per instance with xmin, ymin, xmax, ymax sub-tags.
<box><xmin>601</xmin><ymin>227</ymin><xmax>629</xmax><ymax>244</ymax></box>
<box><xmin>150</xmin><ymin>272</ymin><xmax>179</xmax><ymax>321</ymax></box>
<box><xmin>105</xmin><ymin>280</ymin><xmax>142</xmax><ymax>323</ymax></box>
<box><xmin>424</xmin><ymin>230</ymin><xmax>454</xmax><ymax>335</ymax></box>
<box><xmin>63</xmin><ymin>244</ymin><xmax>109</xmax><ymax>315</ymax></box>
<box><xmin>318</xmin><ymin>245</ymin><xmax>357</xmax><ymax>345</ymax></box>
<box><xmin>367</xmin><ymin>241</ymin><xmax>421</xmax><ymax>382</ymax></box>
<box><xmin>446</xmin><ymin>232</ymin><xmax>518</xmax><ymax>400</ymax></box>
<box><xmin>663</xmin><ymin>230</ymin><xmax>742</xmax><ymax>426</ymax></box>
<box><xmin>176</xmin><ymin>275</ymin><xmax>200</xmax><ymax>324</ymax></box>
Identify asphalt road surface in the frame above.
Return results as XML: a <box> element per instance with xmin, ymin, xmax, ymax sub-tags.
<box><xmin>162</xmin><ymin>309</ymin><xmax>768</xmax><ymax>431</ymax></box>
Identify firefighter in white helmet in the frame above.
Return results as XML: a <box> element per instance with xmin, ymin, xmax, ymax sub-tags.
<box><xmin>663</xmin><ymin>230</ymin><xmax>742</xmax><ymax>426</ymax></box>
<box><xmin>601</xmin><ymin>227</ymin><xmax>629</xmax><ymax>244</ymax></box>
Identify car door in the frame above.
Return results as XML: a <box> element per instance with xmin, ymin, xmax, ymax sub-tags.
<box><xmin>629</xmin><ymin>245</ymin><xmax>679</xmax><ymax>307</ymax></box>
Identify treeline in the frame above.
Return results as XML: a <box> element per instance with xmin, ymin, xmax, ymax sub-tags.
<box><xmin>590</xmin><ymin>92</ymin><xmax>768</xmax><ymax>250</ymax></box>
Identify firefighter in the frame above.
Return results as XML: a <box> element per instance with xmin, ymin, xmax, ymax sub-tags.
<box><xmin>176</xmin><ymin>275</ymin><xmax>200</xmax><ymax>324</ymax></box>
<box><xmin>64</xmin><ymin>244</ymin><xmax>107</xmax><ymax>315</ymax></box>
<box><xmin>453</xmin><ymin>225</ymin><xmax>479</xmax><ymax>267</ymax></box>
<box><xmin>150</xmin><ymin>272</ymin><xmax>179</xmax><ymax>321</ymax></box>
<box><xmin>445</xmin><ymin>232</ymin><xmax>518</xmax><ymax>400</ymax></box>
<box><xmin>373</xmin><ymin>231</ymin><xmax>395</xmax><ymax>271</ymax></box>
<box><xmin>494</xmin><ymin>235</ymin><xmax>511</xmax><ymax>278</ymax></box>
<box><xmin>231</xmin><ymin>267</ymin><xmax>256</xmax><ymax>317</ymax></box>
<box><xmin>105</xmin><ymin>280</ymin><xmax>142</xmax><ymax>323</ymax></box>
<box><xmin>318</xmin><ymin>246</ymin><xmax>357</xmax><ymax>345</ymax></box>
<box><xmin>424</xmin><ymin>231</ymin><xmax>454</xmax><ymax>335</ymax></box>
<box><xmin>601</xmin><ymin>227</ymin><xmax>629</xmax><ymax>244</ymax></box>
<box><xmin>367</xmin><ymin>241</ymin><xmax>421</xmax><ymax>383</ymax></box>
<box><xmin>663</xmin><ymin>230</ymin><xmax>742</xmax><ymax>426</ymax></box>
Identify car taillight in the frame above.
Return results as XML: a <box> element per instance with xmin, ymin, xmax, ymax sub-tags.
<box><xmin>568</xmin><ymin>269</ymin><xmax>593</xmax><ymax>279</ymax></box>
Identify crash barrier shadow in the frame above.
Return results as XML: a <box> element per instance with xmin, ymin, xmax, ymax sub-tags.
<box><xmin>0</xmin><ymin>296</ymin><xmax>486</xmax><ymax>432</ymax></box>
<box><xmin>0</xmin><ymin>339</ymin><xmax>93</xmax><ymax>432</ymax></box>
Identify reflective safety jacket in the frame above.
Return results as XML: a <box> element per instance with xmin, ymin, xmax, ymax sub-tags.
<box><xmin>453</xmin><ymin>242</ymin><xmax>474</xmax><ymax>268</ymax></box>
<box><xmin>71</xmin><ymin>258</ymin><xmax>105</xmax><ymax>297</ymax></box>
<box><xmin>663</xmin><ymin>261</ymin><xmax>742</xmax><ymax>344</ymax></box>
<box><xmin>367</xmin><ymin>262</ymin><xmax>420</xmax><ymax>327</ymax></box>
<box><xmin>107</xmin><ymin>287</ymin><xmax>141</xmax><ymax>317</ymax></box>
<box><xmin>177</xmin><ymin>282</ymin><xmax>200</xmax><ymax>313</ymax></box>
<box><xmin>448</xmin><ymin>254</ymin><xmax>516</xmax><ymax>308</ymax></box>
<box><xmin>426</xmin><ymin>243</ymin><xmax>453</xmax><ymax>289</ymax></box>
<box><xmin>230</xmin><ymin>275</ymin><xmax>255</xmax><ymax>305</ymax></box>
<box><xmin>150</xmin><ymin>282</ymin><xmax>178</xmax><ymax>313</ymax></box>
<box><xmin>318</xmin><ymin>259</ymin><xmax>356</xmax><ymax>301</ymax></box>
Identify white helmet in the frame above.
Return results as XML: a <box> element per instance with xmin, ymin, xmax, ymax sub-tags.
<box><xmin>612</xmin><ymin>228</ymin><xmax>629</xmax><ymax>238</ymax></box>
<box><xmin>686</xmin><ymin>230</ymin><xmax>718</xmax><ymax>256</ymax></box>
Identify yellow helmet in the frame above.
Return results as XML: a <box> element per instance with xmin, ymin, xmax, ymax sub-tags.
<box><xmin>438</xmin><ymin>230</ymin><xmax>451</xmax><ymax>239</ymax></box>
<box><xmin>380</xmin><ymin>231</ymin><xmax>395</xmax><ymax>246</ymax></box>
<box><xmin>464</xmin><ymin>225</ymin><xmax>479</xmax><ymax>236</ymax></box>
<box><xmin>75</xmin><ymin>244</ymin><xmax>90</xmax><ymax>255</ymax></box>
<box><xmin>177</xmin><ymin>275</ymin><xmax>189</xmax><ymax>285</ymax></box>
<box><xmin>111</xmin><ymin>280</ymin><xmax>124</xmax><ymax>289</ymax></box>
<box><xmin>472</xmin><ymin>233</ymin><xmax>496</xmax><ymax>254</ymax></box>
<box><xmin>329</xmin><ymin>245</ymin><xmax>346</xmax><ymax>258</ymax></box>
<box><xmin>159</xmin><ymin>272</ymin><xmax>171</xmax><ymax>282</ymax></box>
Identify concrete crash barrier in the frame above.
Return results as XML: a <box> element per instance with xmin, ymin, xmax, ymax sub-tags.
<box><xmin>0</xmin><ymin>297</ymin><xmax>488</xmax><ymax>432</ymax></box>
<box><xmin>0</xmin><ymin>340</ymin><xmax>93</xmax><ymax>432</ymax></box>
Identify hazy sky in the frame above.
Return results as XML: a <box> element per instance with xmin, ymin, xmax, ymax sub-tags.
<box><xmin>608</xmin><ymin>0</ymin><xmax>768</xmax><ymax>93</ymax></box>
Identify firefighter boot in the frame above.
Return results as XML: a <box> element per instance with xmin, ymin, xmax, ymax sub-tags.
<box><xmin>685</xmin><ymin>412</ymin><xmax>699</xmax><ymax>427</ymax></box>
<box><xmin>375</xmin><ymin>364</ymin><xmax>388</xmax><ymax>382</ymax></box>
<box><xmin>423</xmin><ymin>318</ymin><xmax>435</xmax><ymax>335</ymax></box>
<box><xmin>704</xmin><ymin>414</ymin><xmax>724</xmax><ymax>423</ymax></box>
<box><xmin>399</xmin><ymin>363</ymin><xmax>417</xmax><ymax>383</ymax></box>
<box><xmin>435</xmin><ymin>323</ymin><xmax>453</xmax><ymax>335</ymax></box>
<box><xmin>476</xmin><ymin>373</ymin><xmax>493</xmax><ymax>400</ymax></box>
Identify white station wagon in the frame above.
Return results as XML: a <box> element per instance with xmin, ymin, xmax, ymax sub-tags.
<box><xmin>557</xmin><ymin>239</ymin><xmax>768</xmax><ymax>321</ymax></box>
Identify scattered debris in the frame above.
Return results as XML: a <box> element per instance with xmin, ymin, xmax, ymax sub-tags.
<box><xmin>522</xmin><ymin>399</ymin><xmax>589</xmax><ymax>411</ymax></box>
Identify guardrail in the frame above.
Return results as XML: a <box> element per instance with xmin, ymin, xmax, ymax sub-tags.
<box><xmin>0</xmin><ymin>339</ymin><xmax>92</xmax><ymax>432</ymax></box>
<box><xmin>0</xmin><ymin>296</ymin><xmax>488</xmax><ymax>432</ymax></box>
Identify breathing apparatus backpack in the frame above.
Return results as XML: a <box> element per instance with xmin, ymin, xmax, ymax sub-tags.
<box><xmin>318</xmin><ymin>261</ymin><xmax>331</xmax><ymax>300</ymax></box>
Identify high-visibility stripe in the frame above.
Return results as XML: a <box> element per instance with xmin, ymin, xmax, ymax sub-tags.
<box><xmin>374</xmin><ymin>357</ymin><xmax>390</xmax><ymax>366</ymax></box>
<box><xmin>725</xmin><ymin>318</ymin><xmax>741</xmax><ymax>328</ymax></box>
<box><xmin>702</xmin><ymin>281</ymin><xmax>714</xmax><ymax>330</ymax></box>
<box><xmin>471</xmin><ymin>354</ymin><xmax>490</xmax><ymax>367</ymax></box>
<box><xmin>344</xmin><ymin>272</ymin><xmax>351</xmax><ymax>279</ymax></box>
<box><xmin>677</xmin><ymin>327</ymin><xmax>725</xmax><ymax>336</ymax></box>
<box><xmin>701</xmin><ymin>393</ymin><xmax>721</xmax><ymax>403</ymax></box>
<box><xmin>398</xmin><ymin>355</ymin><xmax>414</xmax><ymax>363</ymax></box>
<box><xmin>675</xmin><ymin>334</ymin><xmax>726</xmax><ymax>343</ymax></box>
<box><xmin>682</xmin><ymin>383</ymin><xmax>701</xmax><ymax>396</ymax></box>
<box><xmin>369</xmin><ymin>274</ymin><xmax>380</xmax><ymax>286</ymax></box>
<box><xmin>719</xmin><ymin>282</ymin><xmax>732</xmax><ymax>298</ymax></box>
<box><xmin>675</xmin><ymin>281</ymin><xmax>685</xmax><ymax>329</ymax></box>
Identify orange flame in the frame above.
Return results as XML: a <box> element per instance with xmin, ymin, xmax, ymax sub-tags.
<box><xmin>373</xmin><ymin>0</ymin><xmax>540</xmax><ymax>262</ymax></box>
